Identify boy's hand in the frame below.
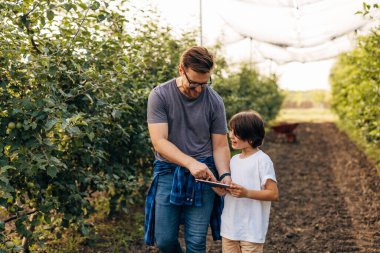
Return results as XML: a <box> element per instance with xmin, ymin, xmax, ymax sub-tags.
<box><xmin>227</xmin><ymin>183</ymin><xmax>248</xmax><ymax>198</ymax></box>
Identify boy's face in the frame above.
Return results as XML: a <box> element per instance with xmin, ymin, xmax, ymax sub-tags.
<box><xmin>229</xmin><ymin>129</ymin><xmax>251</xmax><ymax>150</ymax></box>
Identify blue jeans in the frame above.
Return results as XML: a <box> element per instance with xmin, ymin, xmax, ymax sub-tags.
<box><xmin>154</xmin><ymin>171</ymin><xmax>215</xmax><ymax>253</ymax></box>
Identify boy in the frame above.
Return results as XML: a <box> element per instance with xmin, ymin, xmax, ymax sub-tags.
<box><xmin>221</xmin><ymin>110</ymin><xmax>279</xmax><ymax>253</ymax></box>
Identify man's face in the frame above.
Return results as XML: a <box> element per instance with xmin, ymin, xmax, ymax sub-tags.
<box><xmin>179</xmin><ymin>65</ymin><xmax>211</xmax><ymax>99</ymax></box>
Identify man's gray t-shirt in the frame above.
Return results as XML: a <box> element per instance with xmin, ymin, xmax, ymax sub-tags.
<box><xmin>147</xmin><ymin>78</ymin><xmax>228</xmax><ymax>162</ymax></box>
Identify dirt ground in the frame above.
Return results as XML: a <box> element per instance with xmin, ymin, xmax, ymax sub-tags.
<box><xmin>132</xmin><ymin>122</ymin><xmax>380</xmax><ymax>253</ymax></box>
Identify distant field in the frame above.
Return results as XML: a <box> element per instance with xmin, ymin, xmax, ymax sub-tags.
<box><xmin>274</xmin><ymin>108</ymin><xmax>338</xmax><ymax>123</ymax></box>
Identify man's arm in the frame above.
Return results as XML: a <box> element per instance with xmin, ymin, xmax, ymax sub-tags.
<box><xmin>211</xmin><ymin>133</ymin><xmax>231</xmax><ymax>184</ymax></box>
<box><xmin>148</xmin><ymin>123</ymin><xmax>217</xmax><ymax>180</ymax></box>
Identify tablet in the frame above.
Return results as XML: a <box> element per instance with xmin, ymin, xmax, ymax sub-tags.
<box><xmin>195</xmin><ymin>179</ymin><xmax>231</xmax><ymax>188</ymax></box>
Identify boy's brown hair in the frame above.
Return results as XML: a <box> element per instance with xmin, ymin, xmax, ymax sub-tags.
<box><xmin>228</xmin><ymin>110</ymin><xmax>265</xmax><ymax>148</ymax></box>
<box><xmin>180</xmin><ymin>46</ymin><xmax>214</xmax><ymax>73</ymax></box>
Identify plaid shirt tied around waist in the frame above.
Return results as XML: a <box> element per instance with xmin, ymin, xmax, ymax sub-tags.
<box><xmin>144</xmin><ymin>156</ymin><xmax>223</xmax><ymax>246</ymax></box>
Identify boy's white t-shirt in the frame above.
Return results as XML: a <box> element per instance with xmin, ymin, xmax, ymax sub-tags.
<box><xmin>221</xmin><ymin>150</ymin><xmax>277</xmax><ymax>243</ymax></box>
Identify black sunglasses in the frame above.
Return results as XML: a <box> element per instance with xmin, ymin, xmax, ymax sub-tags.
<box><xmin>182</xmin><ymin>66</ymin><xmax>212</xmax><ymax>88</ymax></box>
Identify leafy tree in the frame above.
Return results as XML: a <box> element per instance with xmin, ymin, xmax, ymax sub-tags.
<box><xmin>0</xmin><ymin>0</ymin><xmax>195</xmax><ymax>250</ymax></box>
<box><xmin>330</xmin><ymin>26</ymin><xmax>380</xmax><ymax>145</ymax></box>
<box><xmin>213</xmin><ymin>64</ymin><xmax>284</xmax><ymax>122</ymax></box>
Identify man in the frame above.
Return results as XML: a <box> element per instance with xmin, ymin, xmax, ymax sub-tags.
<box><xmin>144</xmin><ymin>46</ymin><xmax>231</xmax><ymax>253</ymax></box>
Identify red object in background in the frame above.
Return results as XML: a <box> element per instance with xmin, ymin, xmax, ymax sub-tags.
<box><xmin>271</xmin><ymin>123</ymin><xmax>299</xmax><ymax>143</ymax></box>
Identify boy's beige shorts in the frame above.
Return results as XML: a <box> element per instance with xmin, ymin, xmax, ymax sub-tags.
<box><xmin>222</xmin><ymin>237</ymin><xmax>264</xmax><ymax>253</ymax></box>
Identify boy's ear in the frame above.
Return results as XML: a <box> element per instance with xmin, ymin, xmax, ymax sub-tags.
<box><xmin>248</xmin><ymin>140</ymin><xmax>257</xmax><ymax>148</ymax></box>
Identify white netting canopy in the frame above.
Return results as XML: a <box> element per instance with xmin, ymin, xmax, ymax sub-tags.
<box><xmin>216</xmin><ymin>0</ymin><xmax>380</xmax><ymax>64</ymax></box>
<box><xmin>137</xmin><ymin>0</ymin><xmax>380</xmax><ymax>88</ymax></box>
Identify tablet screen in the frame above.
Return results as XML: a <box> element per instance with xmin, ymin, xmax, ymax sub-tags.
<box><xmin>195</xmin><ymin>179</ymin><xmax>231</xmax><ymax>188</ymax></box>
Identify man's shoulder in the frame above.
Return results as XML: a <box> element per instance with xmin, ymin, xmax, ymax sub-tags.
<box><xmin>151</xmin><ymin>78</ymin><xmax>175</xmax><ymax>93</ymax></box>
<box><xmin>158</xmin><ymin>78</ymin><xmax>176</xmax><ymax>88</ymax></box>
<box><xmin>206</xmin><ymin>87</ymin><xmax>223</xmax><ymax>101</ymax></box>
<box><xmin>150</xmin><ymin>79</ymin><xmax>176</xmax><ymax>97</ymax></box>
<box><xmin>205</xmin><ymin>87</ymin><xmax>225</xmax><ymax>108</ymax></box>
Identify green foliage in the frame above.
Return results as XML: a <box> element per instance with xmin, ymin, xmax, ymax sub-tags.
<box><xmin>0</xmin><ymin>0</ymin><xmax>195</xmax><ymax>249</ymax></box>
<box><xmin>213</xmin><ymin>64</ymin><xmax>284</xmax><ymax>122</ymax></box>
<box><xmin>330</xmin><ymin>26</ymin><xmax>380</xmax><ymax>145</ymax></box>
<box><xmin>355</xmin><ymin>2</ymin><xmax>379</xmax><ymax>18</ymax></box>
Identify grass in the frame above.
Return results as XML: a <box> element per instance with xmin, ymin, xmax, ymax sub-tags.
<box><xmin>1</xmin><ymin>191</ymin><xmax>148</xmax><ymax>253</ymax></box>
<box><xmin>42</xmin><ymin>194</ymin><xmax>146</xmax><ymax>253</ymax></box>
<box><xmin>274</xmin><ymin>107</ymin><xmax>338</xmax><ymax>123</ymax></box>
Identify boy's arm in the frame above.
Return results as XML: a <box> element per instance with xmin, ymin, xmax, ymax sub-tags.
<box><xmin>249</xmin><ymin>179</ymin><xmax>279</xmax><ymax>201</ymax></box>
<box><xmin>228</xmin><ymin>179</ymin><xmax>279</xmax><ymax>201</ymax></box>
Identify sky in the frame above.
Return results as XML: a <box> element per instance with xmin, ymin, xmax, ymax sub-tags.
<box><xmin>130</xmin><ymin>0</ymin><xmax>378</xmax><ymax>91</ymax></box>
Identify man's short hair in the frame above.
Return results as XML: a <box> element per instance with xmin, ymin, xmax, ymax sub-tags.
<box><xmin>228</xmin><ymin>110</ymin><xmax>265</xmax><ymax>148</ymax></box>
<box><xmin>180</xmin><ymin>46</ymin><xmax>214</xmax><ymax>73</ymax></box>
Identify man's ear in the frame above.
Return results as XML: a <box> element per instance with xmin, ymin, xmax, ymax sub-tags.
<box><xmin>178</xmin><ymin>64</ymin><xmax>183</xmax><ymax>75</ymax></box>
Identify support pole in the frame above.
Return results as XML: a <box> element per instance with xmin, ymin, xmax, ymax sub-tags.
<box><xmin>200</xmin><ymin>0</ymin><xmax>203</xmax><ymax>46</ymax></box>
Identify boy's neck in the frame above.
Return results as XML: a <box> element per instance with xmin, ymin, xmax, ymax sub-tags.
<box><xmin>240</xmin><ymin>147</ymin><xmax>259</xmax><ymax>158</ymax></box>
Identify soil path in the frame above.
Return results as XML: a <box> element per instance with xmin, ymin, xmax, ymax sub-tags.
<box><xmin>137</xmin><ymin>122</ymin><xmax>380</xmax><ymax>253</ymax></box>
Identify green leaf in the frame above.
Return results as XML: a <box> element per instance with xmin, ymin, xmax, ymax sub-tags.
<box><xmin>63</xmin><ymin>3</ymin><xmax>73</xmax><ymax>12</ymax></box>
<box><xmin>1</xmin><ymin>166</ymin><xmax>16</xmax><ymax>173</ymax></box>
<box><xmin>44</xmin><ymin>215</ymin><xmax>51</xmax><ymax>224</ymax></box>
<box><xmin>97</xmin><ymin>14</ymin><xmax>106</xmax><ymax>22</ymax></box>
<box><xmin>31</xmin><ymin>217</ymin><xmax>41</xmax><ymax>227</ymax></box>
<box><xmin>111</xmin><ymin>109</ymin><xmax>121</xmax><ymax>119</ymax></box>
<box><xmin>44</xmin><ymin>97</ymin><xmax>56</xmax><ymax>107</ymax></box>
<box><xmin>40</xmin><ymin>16</ymin><xmax>46</xmax><ymax>26</ymax></box>
<box><xmin>43</xmin><ymin>139</ymin><xmax>54</xmax><ymax>146</ymax></box>
<box><xmin>15</xmin><ymin>220</ymin><xmax>29</xmax><ymax>237</ymax></box>
<box><xmin>13</xmin><ymin>246</ymin><xmax>23</xmax><ymax>252</ymax></box>
<box><xmin>79</xmin><ymin>224</ymin><xmax>90</xmax><ymax>236</ymax></box>
<box><xmin>78</xmin><ymin>3</ymin><xmax>87</xmax><ymax>10</ymax></box>
<box><xmin>31</xmin><ymin>122</ymin><xmax>37</xmax><ymax>129</ymax></box>
<box><xmin>87</xmin><ymin>132</ymin><xmax>95</xmax><ymax>141</ymax></box>
<box><xmin>45</xmin><ymin>119</ymin><xmax>59</xmax><ymax>131</ymax></box>
<box><xmin>67</xmin><ymin>126</ymin><xmax>81</xmax><ymax>135</ymax></box>
<box><xmin>84</xmin><ymin>93</ymin><xmax>93</xmax><ymax>104</ymax></box>
<box><xmin>0</xmin><ymin>198</ymin><xmax>7</xmax><ymax>206</ymax></box>
<box><xmin>0</xmin><ymin>176</ymin><xmax>9</xmax><ymax>184</ymax></box>
<box><xmin>91</xmin><ymin>1</ymin><xmax>100</xmax><ymax>10</ymax></box>
<box><xmin>46</xmin><ymin>10</ymin><xmax>54</xmax><ymax>21</ymax></box>
<box><xmin>47</xmin><ymin>166</ymin><xmax>58</xmax><ymax>178</ymax></box>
